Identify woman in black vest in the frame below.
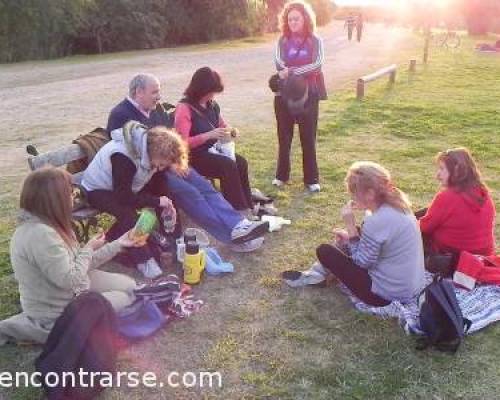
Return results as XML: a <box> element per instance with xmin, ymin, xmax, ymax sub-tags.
<box><xmin>274</xmin><ymin>1</ymin><xmax>327</xmax><ymax>193</ymax></box>
<box><xmin>174</xmin><ymin>67</ymin><xmax>253</xmax><ymax>212</ymax></box>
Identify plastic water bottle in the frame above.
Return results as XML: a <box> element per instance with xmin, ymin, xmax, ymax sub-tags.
<box><xmin>161</xmin><ymin>208</ymin><xmax>176</xmax><ymax>233</ymax></box>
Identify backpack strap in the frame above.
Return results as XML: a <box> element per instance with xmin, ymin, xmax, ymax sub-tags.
<box><xmin>185</xmin><ymin>101</ymin><xmax>219</xmax><ymax>130</ymax></box>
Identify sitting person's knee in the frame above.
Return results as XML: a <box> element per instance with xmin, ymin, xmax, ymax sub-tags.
<box><xmin>235</xmin><ymin>154</ymin><xmax>248</xmax><ymax>169</ymax></box>
<box><xmin>316</xmin><ymin>243</ymin><xmax>336</xmax><ymax>264</ymax></box>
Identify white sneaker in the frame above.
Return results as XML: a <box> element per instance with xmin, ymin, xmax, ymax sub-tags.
<box><xmin>137</xmin><ymin>258</ymin><xmax>163</xmax><ymax>279</ymax></box>
<box><xmin>282</xmin><ymin>262</ymin><xmax>329</xmax><ymax>288</ymax></box>
<box><xmin>307</xmin><ymin>183</ymin><xmax>321</xmax><ymax>193</ymax></box>
<box><xmin>231</xmin><ymin>218</ymin><xmax>269</xmax><ymax>244</ymax></box>
<box><xmin>272</xmin><ymin>178</ymin><xmax>285</xmax><ymax>187</ymax></box>
<box><xmin>230</xmin><ymin>237</ymin><xmax>264</xmax><ymax>253</ymax></box>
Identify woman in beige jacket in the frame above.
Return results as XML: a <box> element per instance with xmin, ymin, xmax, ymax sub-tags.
<box><xmin>0</xmin><ymin>167</ymin><xmax>139</xmax><ymax>345</ymax></box>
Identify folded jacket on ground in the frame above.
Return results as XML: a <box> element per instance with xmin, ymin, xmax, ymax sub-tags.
<box><xmin>453</xmin><ymin>251</ymin><xmax>500</xmax><ymax>290</ymax></box>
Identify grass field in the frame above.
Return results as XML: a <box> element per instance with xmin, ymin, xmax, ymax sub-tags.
<box><xmin>1</xmin><ymin>36</ymin><xmax>500</xmax><ymax>399</ymax></box>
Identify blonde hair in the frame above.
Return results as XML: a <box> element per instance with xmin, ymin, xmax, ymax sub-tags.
<box><xmin>20</xmin><ymin>167</ymin><xmax>76</xmax><ymax>246</ymax></box>
<box><xmin>147</xmin><ymin>126</ymin><xmax>189</xmax><ymax>174</ymax></box>
<box><xmin>346</xmin><ymin>161</ymin><xmax>412</xmax><ymax>213</ymax></box>
<box><xmin>279</xmin><ymin>1</ymin><xmax>317</xmax><ymax>37</ymax></box>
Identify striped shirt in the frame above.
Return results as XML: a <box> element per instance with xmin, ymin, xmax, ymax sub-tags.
<box><xmin>348</xmin><ymin>205</ymin><xmax>425</xmax><ymax>302</ymax></box>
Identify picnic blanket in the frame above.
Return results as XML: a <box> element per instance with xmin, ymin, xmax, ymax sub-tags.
<box><xmin>341</xmin><ymin>273</ymin><xmax>500</xmax><ymax>335</ymax></box>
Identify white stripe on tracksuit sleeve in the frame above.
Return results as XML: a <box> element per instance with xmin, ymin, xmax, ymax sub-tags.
<box><xmin>275</xmin><ymin>39</ymin><xmax>286</xmax><ymax>70</ymax></box>
<box><xmin>293</xmin><ymin>36</ymin><xmax>324</xmax><ymax>76</ymax></box>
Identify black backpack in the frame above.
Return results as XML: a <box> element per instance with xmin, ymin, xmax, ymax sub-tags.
<box><xmin>417</xmin><ymin>277</ymin><xmax>471</xmax><ymax>353</ymax></box>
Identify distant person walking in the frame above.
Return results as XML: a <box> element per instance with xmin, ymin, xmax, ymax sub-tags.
<box><xmin>273</xmin><ymin>0</ymin><xmax>327</xmax><ymax>193</ymax></box>
<box><xmin>356</xmin><ymin>13</ymin><xmax>364</xmax><ymax>42</ymax></box>
<box><xmin>345</xmin><ymin>13</ymin><xmax>356</xmax><ymax>41</ymax></box>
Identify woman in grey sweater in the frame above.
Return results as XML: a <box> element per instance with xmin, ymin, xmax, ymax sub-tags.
<box><xmin>0</xmin><ymin>167</ymin><xmax>139</xmax><ymax>345</ymax></box>
<box><xmin>321</xmin><ymin>161</ymin><xmax>425</xmax><ymax>305</ymax></box>
<box><xmin>285</xmin><ymin>161</ymin><xmax>425</xmax><ymax>306</ymax></box>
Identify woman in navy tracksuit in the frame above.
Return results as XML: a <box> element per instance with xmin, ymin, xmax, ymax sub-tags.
<box><xmin>273</xmin><ymin>0</ymin><xmax>327</xmax><ymax>192</ymax></box>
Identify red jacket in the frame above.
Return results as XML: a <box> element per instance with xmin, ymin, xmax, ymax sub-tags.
<box><xmin>420</xmin><ymin>187</ymin><xmax>496</xmax><ymax>255</ymax></box>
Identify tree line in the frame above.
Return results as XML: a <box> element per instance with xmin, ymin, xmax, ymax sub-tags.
<box><xmin>0</xmin><ymin>0</ymin><xmax>335</xmax><ymax>63</ymax></box>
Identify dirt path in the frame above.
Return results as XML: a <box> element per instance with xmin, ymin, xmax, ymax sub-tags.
<box><xmin>0</xmin><ymin>21</ymin><xmax>414</xmax><ymax>200</ymax></box>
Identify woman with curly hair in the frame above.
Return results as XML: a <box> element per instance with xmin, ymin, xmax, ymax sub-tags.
<box><xmin>82</xmin><ymin>123</ymin><xmax>188</xmax><ymax>278</ymax></box>
<box><xmin>273</xmin><ymin>1</ymin><xmax>327</xmax><ymax>193</ymax></box>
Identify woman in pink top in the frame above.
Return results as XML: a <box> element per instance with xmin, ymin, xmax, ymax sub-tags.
<box><xmin>175</xmin><ymin>67</ymin><xmax>253</xmax><ymax>211</ymax></box>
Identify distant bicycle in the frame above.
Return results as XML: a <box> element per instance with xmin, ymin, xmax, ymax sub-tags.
<box><xmin>431</xmin><ymin>30</ymin><xmax>461</xmax><ymax>49</ymax></box>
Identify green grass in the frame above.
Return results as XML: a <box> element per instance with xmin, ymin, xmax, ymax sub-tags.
<box><xmin>1</xmin><ymin>36</ymin><xmax>500</xmax><ymax>399</ymax></box>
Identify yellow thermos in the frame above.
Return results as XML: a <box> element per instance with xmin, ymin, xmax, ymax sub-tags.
<box><xmin>183</xmin><ymin>242</ymin><xmax>205</xmax><ymax>284</ymax></box>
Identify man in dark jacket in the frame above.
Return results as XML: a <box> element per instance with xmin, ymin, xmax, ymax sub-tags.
<box><xmin>107</xmin><ymin>73</ymin><xmax>161</xmax><ymax>132</ymax></box>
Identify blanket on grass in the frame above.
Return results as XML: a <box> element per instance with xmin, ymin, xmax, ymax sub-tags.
<box><xmin>341</xmin><ymin>273</ymin><xmax>500</xmax><ymax>335</ymax></box>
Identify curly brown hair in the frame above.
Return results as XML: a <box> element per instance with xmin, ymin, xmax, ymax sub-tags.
<box><xmin>279</xmin><ymin>1</ymin><xmax>317</xmax><ymax>38</ymax></box>
<box><xmin>147</xmin><ymin>126</ymin><xmax>189</xmax><ymax>174</ymax></box>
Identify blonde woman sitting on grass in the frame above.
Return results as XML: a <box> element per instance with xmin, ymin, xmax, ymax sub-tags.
<box><xmin>284</xmin><ymin>161</ymin><xmax>425</xmax><ymax>306</ymax></box>
<box><xmin>0</xmin><ymin>167</ymin><xmax>140</xmax><ymax>345</ymax></box>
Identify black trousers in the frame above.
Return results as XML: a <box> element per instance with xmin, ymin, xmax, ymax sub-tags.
<box><xmin>87</xmin><ymin>178</ymin><xmax>180</xmax><ymax>267</ymax></box>
<box><xmin>347</xmin><ymin>25</ymin><xmax>354</xmax><ymax>41</ymax></box>
<box><xmin>356</xmin><ymin>25</ymin><xmax>363</xmax><ymax>42</ymax></box>
<box><xmin>274</xmin><ymin>95</ymin><xmax>319</xmax><ymax>185</ymax></box>
<box><xmin>190</xmin><ymin>151</ymin><xmax>252</xmax><ymax>211</ymax></box>
<box><xmin>316</xmin><ymin>244</ymin><xmax>390</xmax><ymax>307</ymax></box>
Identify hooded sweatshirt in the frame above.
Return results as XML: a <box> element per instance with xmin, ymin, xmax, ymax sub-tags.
<box><xmin>419</xmin><ymin>186</ymin><xmax>496</xmax><ymax>255</ymax></box>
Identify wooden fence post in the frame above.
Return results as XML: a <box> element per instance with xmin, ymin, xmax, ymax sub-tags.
<box><xmin>356</xmin><ymin>79</ymin><xmax>365</xmax><ymax>100</ymax></box>
<box><xmin>389</xmin><ymin>69</ymin><xmax>396</xmax><ymax>83</ymax></box>
<box><xmin>409</xmin><ymin>59</ymin><xmax>416</xmax><ymax>72</ymax></box>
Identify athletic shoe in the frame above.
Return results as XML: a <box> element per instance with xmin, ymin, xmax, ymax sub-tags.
<box><xmin>307</xmin><ymin>183</ymin><xmax>321</xmax><ymax>193</ymax></box>
<box><xmin>282</xmin><ymin>262</ymin><xmax>329</xmax><ymax>288</ymax></box>
<box><xmin>230</xmin><ymin>237</ymin><xmax>265</xmax><ymax>253</ymax></box>
<box><xmin>231</xmin><ymin>219</ymin><xmax>269</xmax><ymax>244</ymax></box>
<box><xmin>272</xmin><ymin>178</ymin><xmax>285</xmax><ymax>187</ymax></box>
<box><xmin>137</xmin><ymin>258</ymin><xmax>163</xmax><ymax>279</ymax></box>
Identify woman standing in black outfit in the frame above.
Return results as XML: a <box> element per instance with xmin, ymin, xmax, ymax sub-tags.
<box><xmin>273</xmin><ymin>1</ymin><xmax>327</xmax><ymax>192</ymax></box>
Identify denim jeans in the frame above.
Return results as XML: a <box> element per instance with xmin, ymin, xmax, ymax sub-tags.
<box><xmin>165</xmin><ymin>168</ymin><xmax>242</xmax><ymax>243</ymax></box>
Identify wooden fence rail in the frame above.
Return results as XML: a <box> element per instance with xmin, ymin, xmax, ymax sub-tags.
<box><xmin>356</xmin><ymin>64</ymin><xmax>397</xmax><ymax>100</ymax></box>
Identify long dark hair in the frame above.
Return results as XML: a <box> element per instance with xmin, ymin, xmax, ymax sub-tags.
<box><xmin>20</xmin><ymin>167</ymin><xmax>76</xmax><ymax>246</ymax></box>
<box><xmin>437</xmin><ymin>147</ymin><xmax>488</xmax><ymax>199</ymax></box>
<box><xmin>183</xmin><ymin>67</ymin><xmax>224</xmax><ymax>103</ymax></box>
<box><xmin>279</xmin><ymin>1</ymin><xmax>316</xmax><ymax>38</ymax></box>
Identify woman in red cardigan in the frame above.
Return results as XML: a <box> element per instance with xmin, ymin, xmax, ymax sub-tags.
<box><xmin>419</xmin><ymin>147</ymin><xmax>496</xmax><ymax>256</ymax></box>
